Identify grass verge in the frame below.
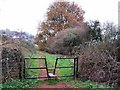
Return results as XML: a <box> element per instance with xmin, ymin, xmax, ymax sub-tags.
<box><xmin>1</xmin><ymin>79</ymin><xmax>43</xmax><ymax>88</ymax></box>
<box><xmin>70</xmin><ymin>80</ymin><xmax>111</xmax><ymax>89</ymax></box>
<box><xmin>25</xmin><ymin>54</ymin><xmax>40</xmax><ymax>78</ymax></box>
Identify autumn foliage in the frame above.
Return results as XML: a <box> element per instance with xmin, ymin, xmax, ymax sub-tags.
<box><xmin>35</xmin><ymin>1</ymin><xmax>85</xmax><ymax>49</ymax></box>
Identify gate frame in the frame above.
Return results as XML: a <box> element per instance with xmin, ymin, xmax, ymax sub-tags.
<box><xmin>53</xmin><ymin>57</ymin><xmax>78</xmax><ymax>78</ymax></box>
<box><xmin>23</xmin><ymin>57</ymin><xmax>78</xmax><ymax>79</ymax></box>
<box><xmin>23</xmin><ymin>57</ymin><xmax>49</xmax><ymax>79</ymax></box>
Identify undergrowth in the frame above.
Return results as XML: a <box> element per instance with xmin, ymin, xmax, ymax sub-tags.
<box><xmin>1</xmin><ymin>79</ymin><xmax>43</xmax><ymax>88</ymax></box>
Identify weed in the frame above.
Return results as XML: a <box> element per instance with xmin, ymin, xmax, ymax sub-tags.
<box><xmin>2</xmin><ymin>79</ymin><xmax>43</xmax><ymax>88</ymax></box>
<box><xmin>44</xmin><ymin>79</ymin><xmax>60</xmax><ymax>85</ymax></box>
<box><xmin>70</xmin><ymin>80</ymin><xmax>111</xmax><ymax>89</ymax></box>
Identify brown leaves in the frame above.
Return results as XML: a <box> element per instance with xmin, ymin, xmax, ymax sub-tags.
<box><xmin>47</xmin><ymin>1</ymin><xmax>84</xmax><ymax>28</ymax></box>
<box><xmin>36</xmin><ymin>1</ymin><xmax>85</xmax><ymax>50</ymax></box>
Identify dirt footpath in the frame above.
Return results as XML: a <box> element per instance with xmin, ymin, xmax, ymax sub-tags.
<box><xmin>36</xmin><ymin>82</ymin><xmax>72</xmax><ymax>88</ymax></box>
<box><xmin>36</xmin><ymin>52</ymin><xmax>73</xmax><ymax>88</ymax></box>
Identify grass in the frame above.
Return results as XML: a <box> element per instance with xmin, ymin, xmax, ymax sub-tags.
<box><xmin>57</xmin><ymin>58</ymin><xmax>74</xmax><ymax>76</ymax></box>
<box><xmin>44</xmin><ymin>79</ymin><xmax>60</xmax><ymax>85</ymax></box>
<box><xmin>25</xmin><ymin>54</ymin><xmax>40</xmax><ymax>78</ymax></box>
<box><xmin>70</xmin><ymin>80</ymin><xmax>111</xmax><ymax>89</ymax></box>
<box><xmin>1</xmin><ymin>79</ymin><xmax>43</xmax><ymax>88</ymax></box>
<box><xmin>41</xmin><ymin>51</ymin><xmax>74</xmax><ymax>76</ymax></box>
<box><xmin>41</xmin><ymin>51</ymin><xmax>57</xmax><ymax>68</ymax></box>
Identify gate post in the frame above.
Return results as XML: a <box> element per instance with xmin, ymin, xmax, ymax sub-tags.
<box><xmin>74</xmin><ymin>58</ymin><xmax>76</xmax><ymax>79</ymax></box>
<box><xmin>19</xmin><ymin>58</ymin><xmax>22</xmax><ymax>79</ymax></box>
<box><xmin>76</xmin><ymin>57</ymin><xmax>79</xmax><ymax>78</ymax></box>
<box><xmin>23</xmin><ymin>58</ymin><xmax>25</xmax><ymax>79</ymax></box>
<box><xmin>53</xmin><ymin>58</ymin><xmax>58</xmax><ymax>75</ymax></box>
<box><xmin>19</xmin><ymin>58</ymin><xmax>25</xmax><ymax>79</ymax></box>
<box><xmin>44</xmin><ymin>58</ymin><xmax>49</xmax><ymax>78</ymax></box>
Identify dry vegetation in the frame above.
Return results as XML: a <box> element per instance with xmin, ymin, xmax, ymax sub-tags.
<box><xmin>45</xmin><ymin>23</ymin><xmax>89</xmax><ymax>55</ymax></box>
<box><xmin>0</xmin><ymin>35</ymin><xmax>36</xmax><ymax>56</ymax></box>
<box><xmin>1</xmin><ymin>47</ymin><xmax>24</xmax><ymax>83</ymax></box>
<box><xmin>0</xmin><ymin>35</ymin><xmax>36</xmax><ymax>83</ymax></box>
<box><xmin>77</xmin><ymin>42</ymin><xmax>120</xmax><ymax>87</ymax></box>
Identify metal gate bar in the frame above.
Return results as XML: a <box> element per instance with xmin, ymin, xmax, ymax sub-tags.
<box><xmin>24</xmin><ymin>57</ymin><xmax>49</xmax><ymax>79</ymax></box>
<box><xmin>23</xmin><ymin>57</ymin><xmax>78</xmax><ymax>79</ymax></box>
<box><xmin>53</xmin><ymin>57</ymin><xmax>78</xmax><ymax>78</ymax></box>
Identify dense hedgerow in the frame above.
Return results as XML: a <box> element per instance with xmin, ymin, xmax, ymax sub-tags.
<box><xmin>77</xmin><ymin>42</ymin><xmax>120</xmax><ymax>87</ymax></box>
<box><xmin>1</xmin><ymin>47</ymin><xmax>24</xmax><ymax>83</ymax></box>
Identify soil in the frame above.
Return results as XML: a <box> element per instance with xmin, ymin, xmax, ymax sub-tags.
<box><xmin>39</xmin><ymin>60</ymin><xmax>47</xmax><ymax>80</ymax></box>
<box><xmin>36</xmin><ymin>82</ymin><xmax>72</xmax><ymax>88</ymax></box>
<box><xmin>38</xmin><ymin>52</ymin><xmax>47</xmax><ymax>80</ymax></box>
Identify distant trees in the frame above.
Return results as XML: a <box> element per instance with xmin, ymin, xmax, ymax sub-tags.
<box><xmin>116</xmin><ymin>28</ymin><xmax>120</xmax><ymax>62</ymax></box>
<box><xmin>87</xmin><ymin>20</ymin><xmax>102</xmax><ymax>42</ymax></box>
<box><xmin>102</xmin><ymin>22</ymin><xmax>118</xmax><ymax>42</ymax></box>
<box><xmin>35</xmin><ymin>1</ymin><xmax>85</xmax><ymax>49</ymax></box>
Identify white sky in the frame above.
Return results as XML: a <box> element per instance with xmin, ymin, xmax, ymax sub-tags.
<box><xmin>0</xmin><ymin>0</ymin><xmax>119</xmax><ymax>35</ymax></box>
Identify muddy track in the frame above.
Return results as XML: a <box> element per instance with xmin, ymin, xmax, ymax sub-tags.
<box><xmin>36</xmin><ymin>82</ymin><xmax>72</xmax><ymax>88</ymax></box>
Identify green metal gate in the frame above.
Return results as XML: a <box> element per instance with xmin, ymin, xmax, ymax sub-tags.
<box><xmin>23</xmin><ymin>57</ymin><xmax>78</xmax><ymax>79</ymax></box>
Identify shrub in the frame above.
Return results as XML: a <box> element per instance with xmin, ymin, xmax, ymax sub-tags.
<box><xmin>1</xmin><ymin>47</ymin><xmax>24</xmax><ymax>83</ymax></box>
<box><xmin>78</xmin><ymin>42</ymin><xmax>120</xmax><ymax>87</ymax></box>
<box><xmin>116</xmin><ymin>35</ymin><xmax>120</xmax><ymax>62</ymax></box>
<box><xmin>45</xmin><ymin>23</ymin><xmax>90</xmax><ymax>55</ymax></box>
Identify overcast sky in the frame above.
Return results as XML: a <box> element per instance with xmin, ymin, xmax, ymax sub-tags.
<box><xmin>0</xmin><ymin>0</ymin><xmax>119</xmax><ymax>35</ymax></box>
